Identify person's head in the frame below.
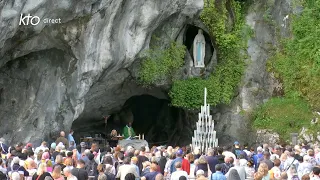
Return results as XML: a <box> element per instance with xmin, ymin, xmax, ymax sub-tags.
<box><xmin>185</xmin><ymin>153</ymin><xmax>194</xmax><ymax>163</ymax></box>
<box><xmin>11</xmin><ymin>172</ymin><xmax>20</xmax><ymax>180</ymax></box>
<box><xmin>42</xmin><ymin>152</ymin><xmax>50</xmax><ymax>160</ymax></box>
<box><xmin>52</xmin><ymin>165</ymin><xmax>62</xmax><ymax>179</ymax></box>
<box><xmin>37</xmin><ymin>163</ymin><xmax>47</xmax><ymax>176</ymax></box>
<box><xmin>307</xmin><ymin>149</ymin><xmax>314</xmax><ymax>157</ymax></box>
<box><xmin>118</xmin><ymin>152</ymin><xmax>124</xmax><ymax>161</ymax></box>
<box><xmin>124</xmin><ymin>173</ymin><xmax>135</xmax><ymax>180</ymax></box>
<box><xmin>12</xmin><ymin>157</ymin><xmax>20</xmax><ymax>164</ymax></box>
<box><xmin>257</xmin><ymin>163</ymin><xmax>269</xmax><ymax>176</ymax></box>
<box><xmin>88</xmin><ymin>153</ymin><xmax>95</xmax><ymax>161</ymax></box>
<box><xmin>228</xmin><ymin>169</ymin><xmax>241</xmax><ymax>179</ymax></box>
<box><xmin>131</xmin><ymin>156</ymin><xmax>138</xmax><ymax>165</ymax></box>
<box><xmin>63</xmin><ymin>167</ymin><xmax>72</xmax><ymax>177</ymax></box>
<box><xmin>179</xmin><ymin>176</ymin><xmax>187</xmax><ymax>180</ymax></box>
<box><xmin>77</xmin><ymin>159</ymin><xmax>86</xmax><ymax>168</ymax></box>
<box><xmin>175</xmin><ymin>161</ymin><xmax>182</xmax><ymax>169</ymax></box>
<box><xmin>313</xmin><ymin>166</ymin><xmax>320</xmax><ymax>176</ymax></box>
<box><xmin>150</xmin><ymin>163</ymin><xmax>158</xmax><ymax>172</ymax></box>
<box><xmin>142</xmin><ymin>161</ymin><xmax>151</xmax><ymax>169</ymax></box>
<box><xmin>91</xmin><ymin>143</ymin><xmax>98</xmax><ymax>151</ymax></box>
<box><xmin>280</xmin><ymin>172</ymin><xmax>288</xmax><ymax>179</ymax></box>
<box><xmin>217</xmin><ymin>147</ymin><xmax>223</xmax><ymax>155</ymax></box>
<box><xmin>257</xmin><ymin>146</ymin><xmax>263</xmax><ymax>153</ymax></box>
<box><xmin>103</xmin><ymin>156</ymin><xmax>113</xmax><ymax>165</ymax></box>
<box><xmin>155</xmin><ymin>173</ymin><xmax>164</xmax><ymax>180</ymax></box>
<box><xmin>55</xmin><ymin>155</ymin><xmax>63</xmax><ymax>164</ymax></box>
<box><xmin>224</xmin><ymin>156</ymin><xmax>232</xmax><ymax>163</ymax></box>
<box><xmin>26</xmin><ymin>159</ymin><xmax>37</xmax><ymax>169</ymax></box>
<box><xmin>198</xmin><ymin>156</ymin><xmax>207</xmax><ymax>164</ymax></box>
<box><xmin>127</xmin><ymin>122</ymin><xmax>132</xmax><ymax>127</ymax></box>
<box><xmin>176</xmin><ymin>149</ymin><xmax>183</xmax><ymax>157</ymax></box>
<box><xmin>215</xmin><ymin>164</ymin><xmax>223</xmax><ymax>172</ymax></box>
<box><xmin>60</xmin><ymin>131</ymin><xmax>65</xmax><ymax>137</ymax></box>
<box><xmin>123</xmin><ymin>156</ymin><xmax>131</xmax><ymax>165</ymax></box>
<box><xmin>263</xmin><ymin>151</ymin><xmax>270</xmax><ymax>159</ymax></box>
<box><xmin>196</xmin><ymin>169</ymin><xmax>205</xmax><ymax>178</ymax></box>
<box><xmin>69</xmin><ymin>130</ymin><xmax>74</xmax><ymax>135</ymax></box>
<box><xmin>273</xmin><ymin>159</ymin><xmax>281</xmax><ymax>167</ymax></box>
<box><xmin>97</xmin><ymin>164</ymin><xmax>105</xmax><ymax>173</ymax></box>
<box><xmin>67</xmin><ymin>151</ymin><xmax>73</xmax><ymax>158</ymax></box>
<box><xmin>301</xmin><ymin>174</ymin><xmax>310</xmax><ymax>180</ymax></box>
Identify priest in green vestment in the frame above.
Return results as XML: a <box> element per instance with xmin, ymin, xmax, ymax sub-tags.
<box><xmin>123</xmin><ymin>122</ymin><xmax>136</xmax><ymax>139</ymax></box>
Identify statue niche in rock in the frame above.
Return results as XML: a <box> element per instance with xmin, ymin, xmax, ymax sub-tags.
<box><xmin>193</xmin><ymin>29</ymin><xmax>206</xmax><ymax>68</ymax></box>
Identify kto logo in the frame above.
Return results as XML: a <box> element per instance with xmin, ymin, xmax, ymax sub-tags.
<box><xmin>19</xmin><ymin>14</ymin><xmax>40</xmax><ymax>25</ymax></box>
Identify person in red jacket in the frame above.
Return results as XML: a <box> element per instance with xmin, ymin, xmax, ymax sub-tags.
<box><xmin>182</xmin><ymin>154</ymin><xmax>191</xmax><ymax>175</ymax></box>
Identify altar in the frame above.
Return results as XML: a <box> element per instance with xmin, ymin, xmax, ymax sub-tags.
<box><xmin>118</xmin><ymin>139</ymin><xmax>148</xmax><ymax>150</ymax></box>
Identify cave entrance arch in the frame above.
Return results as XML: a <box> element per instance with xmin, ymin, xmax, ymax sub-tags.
<box><xmin>71</xmin><ymin>94</ymin><xmax>191</xmax><ymax>146</ymax></box>
<box><xmin>183</xmin><ymin>25</ymin><xmax>214</xmax><ymax>66</ymax></box>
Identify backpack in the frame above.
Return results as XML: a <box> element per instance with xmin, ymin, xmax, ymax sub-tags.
<box><xmin>10</xmin><ymin>166</ymin><xmax>24</xmax><ymax>180</ymax></box>
<box><xmin>221</xmin><ymin>163</ymin><xmax>232</xmax><ymax>175</ymax></box>
<box><xmin>87</xmin><ymin>161</ymin><xmax>98</xmax><ymax>176</ymax></box>
<box><xmin>234</xmin><ymin>149</ymin><xmax>243</xmax><ymax>159</ymax></box>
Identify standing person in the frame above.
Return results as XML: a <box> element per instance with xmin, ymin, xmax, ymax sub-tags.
<box><xmin>210</xmin><ymin>164</ymin><xmax>226</xmax><ymax>180</ymax></box>
<box><xmin>56</xmin><ymin>131</ymin><xmax>69</xmax><ymax>149</ymax></box>
<box><xmin>138</xmin><ymin>147</ymin><xmax>149</xmax><ymax>174</ymax></box>
<box><xmin>269</xmin><ymin>159</ymin><xmax>281</xmax><ymax>180</ymax></box>
<box><xmin>7</xmin><ymin>157</ymin><xmax>29</xmax><ymax>179</ymax></box>
<box><xmin>225</xmin><ymin>159</ymin><xmax>246</xmax><ymax>180</ymax></box>
<box><xmin>63</xmin><ymin>167</ymin><xmax>78</xmax><ymax>180</ymax></box>
<box><xmin>68</xmin><ymin>130</ymin><xmax>76</xmax><ymax>147</ymax></box>
<box><xmin>206</xmin><ymin>149</ymin><xmax>219</xmax><ymax>174</ymax></box>
<box><xmin>170</xmin><ymin>162</ymin><xmax>188</xmax><ymax>180</ymax></box>
<box><xmin>254</xmin><ymin>163</ymin><xmax>270</xmax><ymax>180</ymax></box>
<box><xmin>116</xmin><ymin>157</ymin><xmax>139</xmax><ymax>180</ymax></box>
<box><xmin>32</xmin><ymin>163</ymin><xmax>53</xmax><ymax>180</ymax></box>
<box><xmin>260</xmin><ymin>151</ymin><xmax>274</xmax><ymax>170</ymax></box>
<box><xmin>226</xmin><ymin>169</ymin><xmax>241</xmax><ymax>180</ymax></box>
<box><xmin>123</xmin><ymin>122</ymin><xmax>136</xmax><ymax>139</ymax></box>
<box><xmin>71</xmin><ymin>160</ymin><xmax>88</xmax><ymax>180</ymax></box>
<box><xmin>51</xmin><ymin>165</ymin><xmax>64</xmax><ymax>180</ymax></box>
<box><xmin>141</xmin><ymin>164</ymin><xmax>160</xmax><ymax>180</ymax></box>
<box><xmin>253</xmin><ymin>147</ymin><xmax>264</xmax><ymax>172</ymax></box>
<box><xmin>194</xmin><ymin>156</ymin><xmax>208</xmax><ymax>177</ymax></box>
<box><xmin>0</xmin><ymin>138</ymin><xmax>8</xmax><ymax>155</ymax></box>
<box><xmin>85</xmin><ymin>153</ymin><xmax>98</xmax><ymax>177</ymax></box>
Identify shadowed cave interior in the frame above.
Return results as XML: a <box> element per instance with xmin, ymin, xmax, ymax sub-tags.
<box><xmin>71</xmin><ymin>94</ymin><xmax>188</xmax><ymax>146</ymax></box>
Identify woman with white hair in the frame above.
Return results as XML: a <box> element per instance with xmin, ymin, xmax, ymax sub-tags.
<box><xmin>8</xmin><ymin>157</ymin><xmax>29</xmax><ymax>179</ymax></box>
<box><xmin>297</xmin><ymin>155</ymin><xmax>313</xmax><ymax>179</ymax></box>
<box><xmin>11</xmin><ymin>172</ymin><xmax>21</xmax><ymax>180</ymax></box>
<box><xmin>32</xmin><ymin>163</ymin><xmax>52</xmax><ymax>180</ymax></box>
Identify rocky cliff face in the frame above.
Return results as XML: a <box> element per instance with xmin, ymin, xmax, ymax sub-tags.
<box><xmin>0</xmin><ymin>0</ymin><xmax>295</xmax><ymax>146</ymax></box>
<box><xmin>0</xmin><ymin>0</ymin><xmax>203</xmax><ymax>144</ymax></box>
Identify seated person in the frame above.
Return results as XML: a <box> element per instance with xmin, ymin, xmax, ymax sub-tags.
<box><xmin>123</xmin><ymin>122</ymin><xmax>136</xmax><ymax>139</ymax></box>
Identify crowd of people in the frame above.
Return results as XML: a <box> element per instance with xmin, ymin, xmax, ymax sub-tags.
<box><xmin>0</xmin><ymin>131</ymin><xmax>320</xmax><ymax>180</ymax></box>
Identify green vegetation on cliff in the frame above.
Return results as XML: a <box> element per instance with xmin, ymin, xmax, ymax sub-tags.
<box><xmin>267</xmin><ymin>0</ymin><xmax>320</xmax><ymax>109</ymax></box>
<box><xmin>139</xmin><ymin>42</ymin><xmax>186</xmax><ymax>85</ymax></box>
<box><xmin>254</xmin><ymin>0</ymin><xmax>320</xmax><ymax>141</ymax></box>
<box><xmin>253</xmin><ymin>97</ymin><xmax>315</xmax><ymax>141</ymax></box>
<box><xmin>169</xmin><ymin>0</ymin><xmax>250</xmax><ymax>109</ymax></box>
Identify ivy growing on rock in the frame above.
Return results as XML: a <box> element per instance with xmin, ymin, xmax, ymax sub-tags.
<box><xmin>267</xmin><ymin>0</ymin><xmax>320</xmax><ymax>110</ymax></box>
<box><xmin>169</xmin><ymin>0</ymin><xmax>250</xmax><ymax>109</ymax></box>
<box><xmin>139</xmin><ymin>42</ymin><xmax>186</xmax><ymax>85</ymax></box>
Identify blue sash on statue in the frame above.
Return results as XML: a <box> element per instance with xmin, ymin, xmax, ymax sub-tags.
<box><xmin>197</xmin><ymin>42</ymin><xmax>202</xmax><ymax>63</ymax></box>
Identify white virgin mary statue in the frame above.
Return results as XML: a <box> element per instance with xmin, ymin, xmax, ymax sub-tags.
<box><xmin>193</xmin><ymin>29</ymin><xmax>206</xmax><ymax>67</ymax></box>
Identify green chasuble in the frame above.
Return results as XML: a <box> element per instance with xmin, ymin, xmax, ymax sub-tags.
<box><xmin>123</xmin><ymin>126</ymin><xmax>136</xmax><ymax>139</ymax></box>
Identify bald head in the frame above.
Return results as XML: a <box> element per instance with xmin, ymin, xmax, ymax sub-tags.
<box><xmin>60</xmin><ymin>131</ymin><xmax>65</xmax><ymax>137</ymax></box>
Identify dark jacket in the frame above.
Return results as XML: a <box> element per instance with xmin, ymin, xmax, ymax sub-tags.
<box><xmin>71</xmin><ymin>167</ymin><xmax>88</xmax><ymax>180</ymax></box>
<box><xmin>32</xmin><ymin>172</ymin><xmax>52</xmax><ymax>180</ymax></box>
<box><xmin>7</xmin><ymin>163</ymin><xmax>29</xmax><ymax>177</ymax></box>
<box><xmin>206</xmin><ymin>156</ymin><xmax>219</xmax><ymax>173</ymax></box>
<box><xmin>85</xmin><ymin>160</ymin><xmax>98</xmax><ymax>176</ymax></box>
<box><xmin>56</xmin><ymin>137</ymin><xmax>69</xmax><ymax>149</ymax></box>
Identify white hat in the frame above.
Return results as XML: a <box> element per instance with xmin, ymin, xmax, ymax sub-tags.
<box><xmin>257</xmin><ymin>147</ymin><xmax>263</xmax><ymax>152</ymax></box>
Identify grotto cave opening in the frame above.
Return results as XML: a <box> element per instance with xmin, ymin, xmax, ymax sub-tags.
<box><xmin>184</xmin><ymin>25</ymin><xmax>214</xmax><ymax>65</ymax></box>
<box><xmin>71</xmin><ymin>94</ymin><xmax>188</xmax><ymax>146</ymax></box>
